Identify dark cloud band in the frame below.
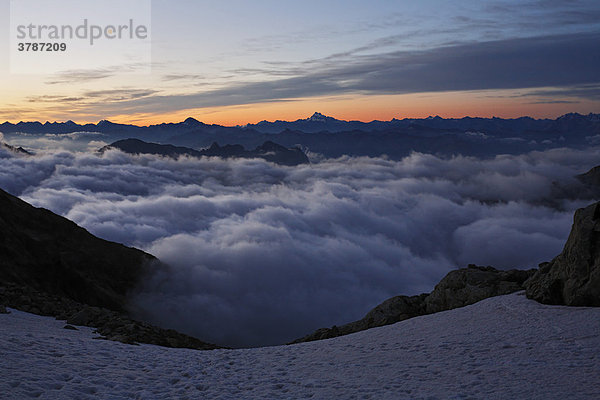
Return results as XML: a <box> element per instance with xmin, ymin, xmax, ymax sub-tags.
<box><xmin>58</xmin><ymin>32</ymin><xmax>600</xmax><ymax>116</ymax></box>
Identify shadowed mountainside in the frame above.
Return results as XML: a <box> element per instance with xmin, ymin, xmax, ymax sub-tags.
<box><xmin>0</xmin><ymin>187</ymin><xmax>154</xmax><ymax>311</ymax></box>
<box><xmin>0</xmin><ymin>187</ymin><xmax>219</xmax><ymax>349</ymax></box>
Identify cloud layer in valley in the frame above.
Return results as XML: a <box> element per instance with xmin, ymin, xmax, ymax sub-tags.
<box><xmin>0</xmin><ymin>146</ymin><xmax>598</xmax><ymax>347</ymax></box>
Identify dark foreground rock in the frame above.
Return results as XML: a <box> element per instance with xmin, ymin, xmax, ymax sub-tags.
<box><xmin>293</xmin><ymin>265</ymin><xmax>535</xmax><ymax>343</ymax></box>
<box><xmin>526</xmin><ymin>201</ymin><xmax>600</xmax><ymax>306</ymax></box>
<box><xmin>0</xmin><ymin>283</ymin><xmax>220</xmax><ymax>350</ymax></box>
<box><xmin>0</xmin><ymin>187</ymin><xmax>220</xmax><ymax>349</ymax></box>
<box><xmin>0</xmin><ymin>187</ymin><xmax>155</xmax><ymax>312</ymax></box>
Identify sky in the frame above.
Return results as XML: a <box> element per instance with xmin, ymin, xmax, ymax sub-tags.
<box><xmin>1</xmin><ymin>0</ymin><xmax>599</xmax><ymax>125</ymax></box>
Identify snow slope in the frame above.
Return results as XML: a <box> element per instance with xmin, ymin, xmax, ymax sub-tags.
<box><xmin>1</xmin><ymin>292</ymin><xmax>599</xmax><ymax>399</ymax></box>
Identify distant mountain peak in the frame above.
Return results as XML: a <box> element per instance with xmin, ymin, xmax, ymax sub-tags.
<box><xmin>558</xmin><ymin>112</ymin><xmax>583</xmax><ymax>120</ymax></box>
<box><xmin>183</xmin><ymin>117</ymin><xmax>201</xmax><ymax>126</ymax></box>
<box><xmin>308</xmin><ymin>112</ymin><xmax>332</xmax><ymax>122</ymax></box>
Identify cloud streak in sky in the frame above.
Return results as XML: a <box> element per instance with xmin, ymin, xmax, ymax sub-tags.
<box><xmin>0</xmin><ymin>146</ymin><xmax>599</xmax><ymax>347</ymax></box>
<box><xmin>2</xmin><ymin>0</ymin><xmax>599</xmax><ymax>124</ymax></box>
<box><xmin>55</xmin><ymin>32</ymin><xmax>600</xmax><ymax>116</ymax></box>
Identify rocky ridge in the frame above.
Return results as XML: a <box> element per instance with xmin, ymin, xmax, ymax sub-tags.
<box><xmin>102</xmin><ymin>138</ymin><xmax>309</xmax><ymax>166</ymax></box>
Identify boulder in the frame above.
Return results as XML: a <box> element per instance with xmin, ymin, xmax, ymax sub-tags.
<box><xmin>63</xmin><ymin>325</ymin><xmax>78</xmax><ymax>330</ymax></box>
<box><xmin>425</xmin><ymin>265</ymin><xmax>534</xmax><ymax>314</ymax></box>
<box><xmin>291</xmin><ymin>293</ymin><xmax>427</xmax><ymax>343</ymax></box>
<box><xmin>360</xmin><ymin>294</ymin><xmax>428</xmax><ymax>329</ymax></box>
<box><xmin>526</xmin><ymin>201</ymin><xmax>600</xmax><ymax>306</ymax></box>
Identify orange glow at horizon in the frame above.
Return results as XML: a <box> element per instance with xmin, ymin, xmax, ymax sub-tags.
<box><xmin>1</xmin><ymin>91</ymin><xmax>598</xmax><ymax>126</ymax></box>
<box><xmin>103</xmin><ymin>91</ymin><xmax>600</xmax><ymax>126</ymax></box>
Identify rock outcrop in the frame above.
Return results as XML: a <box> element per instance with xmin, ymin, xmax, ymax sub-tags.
<box><xmin>294</xmin><ymin>294</ymin><xmax>428</xmax><ymax>342</ymax></box>
<box><xmin>525</xmin><ymin>201</ymin><xmax>600</xmax><ymax>306</ymax></box>
<box><xmin>425</xmin><ymin>266</ymin><xmax>534</xmax><ymax>313</ymax></box>
<box><xmin>293</xmin><ymin>265</ymin><xmax>534</xmax><ymax>343</ymax></box>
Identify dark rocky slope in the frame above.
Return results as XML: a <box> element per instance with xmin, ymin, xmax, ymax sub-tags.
<box><xmin>0</xmin><ymin>283</ymin><xmax>218</xmax><ymax>349</ymax></box>
<box><xmin>0</xmin><ymin>188</ymin><xmax>219</xmax><ymax>349</ymax></box>
<box><xmin>0</xmin><ymin>187</ymin><xmax>154</xmax><ymax>311</ymax></box>
<box><xmin>525</xmin><ymin>201</ymin><xmax>600</xmax><ymax>306</ymax></box>
<box><xmin>293</xmin><ymin>265</ymin><xmax>534</xmax><ymax>343</ymax></box>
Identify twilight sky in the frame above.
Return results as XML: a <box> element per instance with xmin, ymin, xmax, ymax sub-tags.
<box><xmin>0</xmin><ymin>0</ymin><xmax>599</xmax><ymax>125</ymax></box>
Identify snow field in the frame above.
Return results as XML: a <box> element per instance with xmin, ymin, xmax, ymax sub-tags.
<box><xmin>1</xmin><ymin>292</ymin><xmax>599</xmax><ymax>399</ymax></box>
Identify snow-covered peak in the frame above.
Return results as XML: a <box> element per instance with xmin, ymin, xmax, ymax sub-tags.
<box><xmin>308</xmin><ymin>112</ymin><xmax>331</xmax><ymax>122</ymax></box>
<box><xmin>558</xmin><ymin>112</ymin><xmax>582</xmax><ymax>120</ymax></box>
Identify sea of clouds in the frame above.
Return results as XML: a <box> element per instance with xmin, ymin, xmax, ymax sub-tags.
<box><xmin>0</xmin><ymin>142</ymin><xmax>598</xmax><ymax>347</ymax></box>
